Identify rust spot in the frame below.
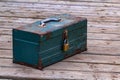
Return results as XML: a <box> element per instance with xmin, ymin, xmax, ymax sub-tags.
<box><xmin>64</xmin><ymin>49</ymin><xmax>82</xmax><ymax>58</ymax></box>
<box><xmin>38</xmin><ymin>58</ymin><xmax>43</xmax><ymax>70</ymax></box>
<box><xmin>13</xmin><ymin>61</ymin><xmax>43</xmax><ymax>70</ymax></box>
<box><xmin>45</xmin><ymin>31</ymin><xmax>51</xmax><ymax>40</ymax></box>
<box><xmin>16</xmin><ymin>26</ymin><xmax>25</xmax><ymax>30</ymax></box>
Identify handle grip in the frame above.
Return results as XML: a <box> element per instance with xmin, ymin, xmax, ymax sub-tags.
<box><xmin>40</xmin><ymin>18</ymin><xmax>61</xmax><ymax>27</ymax></box>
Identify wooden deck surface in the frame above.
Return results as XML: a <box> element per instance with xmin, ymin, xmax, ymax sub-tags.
<box><xmin>0</xmin><ymin>0</ymin><xmax>120</xmax><ymax>80</ymax></box>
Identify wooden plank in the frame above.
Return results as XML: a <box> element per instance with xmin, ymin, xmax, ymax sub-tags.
<box><xmin>0</xmin><ymin>35</ymin><xmax>11</xmax><ymax>42</ymax></box>
<box><xmin>1</xmin><ymin>1</ymin><xmax>120</xmax><ymax>8</ymax></box>
<box><xmin>46</xmin><ymin>61</ymin><xmax>120</xmax><ymax>73</ymax></box>
<box><xmin>0</xmin><ymin>17</ymin><xmax>39</xmax><ymax>23</ymax></box>
<box><xmin>64</xmin><ymin>54</ymin><xmax>120</xmax><ymax>64</ymax></box>
<box><xmin>2</xmin><ymin>0</ymin><xmax>120</xmax><ymax>4</ymax></box>
<box><xmin>0</xmin><ymin>58</ymin><xmax>120</xmax><ymax>79</ymax></box>
<box><xmin>39</xmin><ymin>0</ymin><xmax>120</xmax><ymax>3</ymax></box>
<box><xmin>0</xmin><ymin>17</ymin><xmax>38</xmax><ymax>29</ymax></box>
<box><xmin>88</xmin><ymin>40</ymin><xmax>120</xmax><ymax>47</ymax></box>
<box><xmin>0</xmin><ymin>16</ymin><xmax>119</xmax><ymax>26</ymax></box>
<box><xmin>1</xmin><ymin>67</ymin><xmax>120</xmax><ymax>80</ymax></box>
<box><xmin>0</xmin><ymin>56</ymin><xmax>120</xmax><ymax>79</ymax></box>
<box><xmin>0</xmin><ymin>50</ymin><xmax>12</xmax><ymax>58</ymax></box>
<box><xmin>86</xmin><ymin>46</ymin><xmax>120</xmax><ymax>55</ymax></box>
<box><xmin>88</xmin><ymin>33</ymin><xmax>120</xmax><ymax>41</ymax></box>
<box><xmin>0</xmin><ymin>28</ymin><xmax>12</xmax><ymax>35</ymax></box>
<box><xmin>1</xmin><ymin>58</ymin><xmax>120</xmax><ymax>73</ymax></box>
<box><xmin>0</xmin><ymin>2</ymin><xmax>120</xmax><ymax>18</ymax></box>
<box><xmin>88</xmin><ymin>26</ymin><xmax>120</xmax><ymax>34</ymax></box>
<box><xmin>0</xmin><ymin>7</ymin><xmax>119</xmax><ymax>18</ymax></box>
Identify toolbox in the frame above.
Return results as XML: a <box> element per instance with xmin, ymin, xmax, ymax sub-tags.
<box><xmin>13</xmin><ymin>14</ymin><xmax>87</xmax><ymax>70</ymax></box>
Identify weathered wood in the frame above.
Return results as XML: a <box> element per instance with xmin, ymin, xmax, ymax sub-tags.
<box><xmin>1</xmin><ymin>1</ymin><xmax>120</xmax><ymax>8</ymax></box>
<box><xmin>1</xmin><ymin>67</ymin><xmax>120</xmax><ymax>80</ymax></box>
<box><xmin>0</xmin><ymin>58</ymin><xmax>120</xmax><ymax>79</ymax></box>
<box><xmin>0</xmin><ymin>9</ymin><xmax>120</xmax><ymax>23</ymax></box>
<box><xmin>86</xmin><ymin>46</ymin><xmax>120</xmax><ymax>55</ymax></box>
<box><xmin>0</xmin><ymin>2</ymin><xmax>120</xmax><ymax>19</ymax></box>
<box><xmin>0</xmin><ymin>28</ymin><xmax>12</xmax><ymax>35</ymax></box>
<box><xmin>0</xmin><ymin>50</ymin><xmax>12</xmax><ymax>58</ymax></box>
<box><xmin>0</xmin><ymin>1</ymin><xmax>120</xmax><ymax>79</ymax></box>
<box><xmin>1</xmin><ymin>57</ymin><xmax>120</xmax><ymax>73</ymax></box>
<box><xmin>2</xmin><ymin>0</ymin><xmax>120</xmax><ymax>4</ymax></box>
<box><xmin>64</xmin><ymin>54</ymin><xmax>120</xmax><ymax>64</ymax></box>
<box><xmin>88</xmin><ymin>33</ymin><xmax>120</xmax><ymax>41</ymax></box>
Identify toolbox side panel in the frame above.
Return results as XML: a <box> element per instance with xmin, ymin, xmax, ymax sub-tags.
<box><xmin>13</xmin><ymin>29</ymin><xmax>40</xmax><ymax>66</ymax></box>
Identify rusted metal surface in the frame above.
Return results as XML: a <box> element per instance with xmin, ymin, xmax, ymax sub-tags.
<box><xmin>13</xmin><ymin>61</ymin><xmax>39</xmax><ymax>70</ymax></box>
<box><xmin>13</xmin><ymin>14</ymin><xmax>87</xmax><ymax>70</ymax></box>
<box><xmin>15</xmin><ymin>14</ymin><xmax>86</xmax><ymax>35</ymax></box>
<box><xmin>38</xmin><ymin>58</ymin><xmax>43</xmax><ymax>70</ymax></box>
<box><xmin>64</xmin><ymin>48</ymin><xmax>87</xmax><ymax>58</ymax></box>
<box><xmin>13</xmin><ymin>48</ymin><xmax>87</xmax><ymax>70</ymax></box>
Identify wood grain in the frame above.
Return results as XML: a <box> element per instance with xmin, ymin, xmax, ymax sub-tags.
<box><xmin>0</xmin><ymin>1</ymin><xmax>120</xmax><ymax>80</ymax></box>
<box><xmin>0</xmin><ymin>2</ymin><xmax>120</xmax><ymax>20</ymax></box>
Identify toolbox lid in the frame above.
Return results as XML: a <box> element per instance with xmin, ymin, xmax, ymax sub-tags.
<box><xmin>15</xmin><ymin>14</ymin><xmax>87</xmax><ymax>40</ymax></box>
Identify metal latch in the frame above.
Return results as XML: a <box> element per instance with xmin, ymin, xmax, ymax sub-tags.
<box><xmin>63</xmin><ymin>30</ymin><xmax>69</xmax><ymax>51</ymax></box>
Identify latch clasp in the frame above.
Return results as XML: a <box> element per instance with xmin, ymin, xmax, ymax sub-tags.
<box><xmin>63</xmin><ymin>30</ymin><xmax>69</xmax><ymax>51</ymax></box>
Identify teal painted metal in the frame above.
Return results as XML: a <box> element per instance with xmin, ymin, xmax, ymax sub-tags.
<box><xmin>13</xmin><ymin>14</ymin><xmax>87</xmax><ymax>70</ymax></box>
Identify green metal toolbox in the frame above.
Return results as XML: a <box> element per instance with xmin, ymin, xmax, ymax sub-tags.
<box><xmin>13</xmin><ymin>14</ymin><xmax>87</xmax><ymax>70</ymax></box>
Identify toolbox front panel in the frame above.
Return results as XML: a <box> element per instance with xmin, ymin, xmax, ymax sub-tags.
<box><xmin>39</xmin><ymin>21</ymin><xmax>87</xmax><ymax>67</ymax></box>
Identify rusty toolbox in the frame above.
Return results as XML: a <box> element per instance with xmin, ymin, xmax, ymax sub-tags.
<box><xmin>13</xmin><ymin>14</ymin><xmax>87</xmax><ymax>70</ymax></box>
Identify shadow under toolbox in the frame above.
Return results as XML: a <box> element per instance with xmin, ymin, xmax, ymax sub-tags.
<box><xmin>13</xmin><ymin>14</ymin><xmax>87</xmax><ymax>70</ymax></box>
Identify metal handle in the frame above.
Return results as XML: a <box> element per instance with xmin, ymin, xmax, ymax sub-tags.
<box><xmin>40</xmin><ymin>18</ymin><xmax>61</xmax><ymax>27</ymax></box>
